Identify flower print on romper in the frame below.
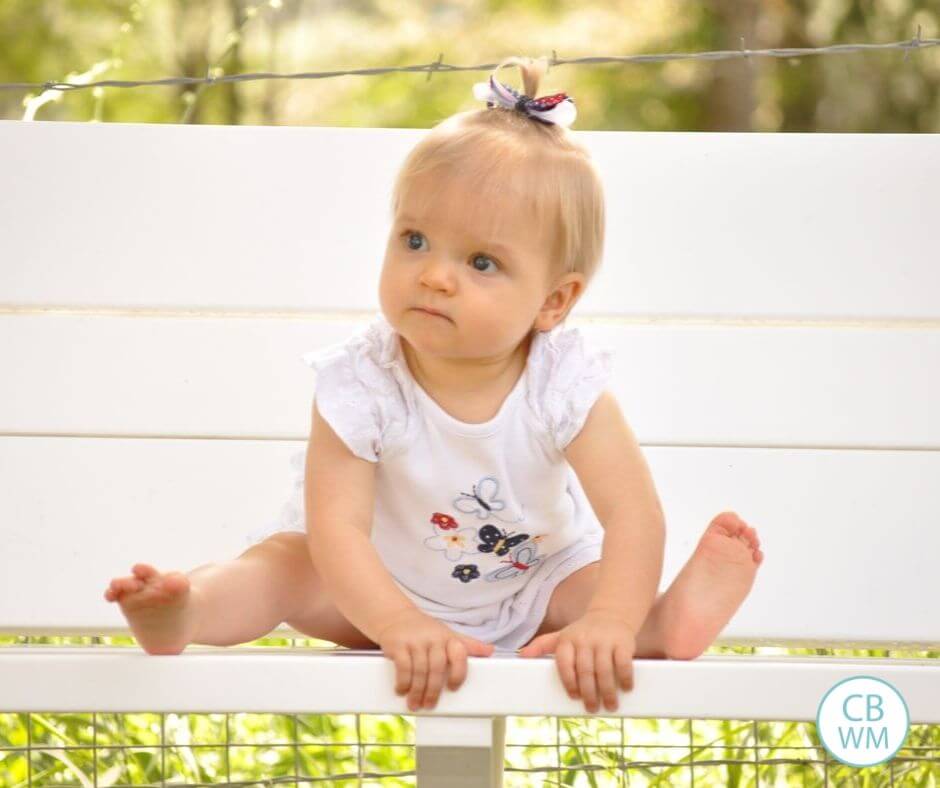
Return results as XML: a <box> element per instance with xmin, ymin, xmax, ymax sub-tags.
<box><xmin>424</xmin><ymin>512</ymin><xmax>481</xmax><ymax>562</ymax></box>
<box><xmin>431</xmin><ymin>512</ymin><xmax>459</xmax><ymax>530</ymax></box>
<box><xmin>451</xmin><ymin>564</ymin><xmax>480</xmax><ymax>583</ymax></box>
<box><xmin>427</xmin><ymin>475</ymin><xmax>531</xmax><ymax>583</ymax></box>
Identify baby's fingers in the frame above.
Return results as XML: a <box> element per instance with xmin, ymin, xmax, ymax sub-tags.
<box><xmin>460</xmin><ymin>636</ymin><xmax>495</xmax><ymax>658</ymax></box>
<box><xmin>555</xmin><ymin>640</ymin><xmax>579</xmax><ymax>699</ymax></box>
<box><xmin>391</xmin><ymin>647</ymin><xmax>413</xmax><ymax>698</ymax></box>
<box><xmin>421</xmin><ymin>644</ymin><xmax>447</xmax><ymax>709</ymax></box>
<box><xmin>446</xmin><ymin>638</ymin><xmax>468</xmax><ymax>691</ymax></box>
<box><xmin>595</xmin><ymin>646</ymin><xmax>619</xmax><ymax>712</ymax></box>
<box><xmin>407</xmin><ymin>645</ymin><xmax>428</xmax><ymax>712</ymax></box>
<box><xmin>614</xmin><ymin>643</ymin><xmax>635</xmax><ymax>692</ymax></box>
<box><xmin>576</xmin><ymin>644</ymin><xmax>600</xmax><ymax>712</ymax></box>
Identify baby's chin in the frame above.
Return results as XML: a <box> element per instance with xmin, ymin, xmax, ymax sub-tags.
<box><xmin>397</xmin><ymin>310</ymin><xmax>458</xmax><ymax>346</ymax></box>
<box><xmin>399</xmin><ymin>321</ymin><xmax>458</xmax><ymax>355</ymax></box>
<box><xmin>399</xmin><ymin>321</ymin><xmax>498</xmax><ymax>360</ymax></box>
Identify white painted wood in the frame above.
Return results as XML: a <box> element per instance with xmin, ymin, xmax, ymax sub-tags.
<box><xmin>0</xmin><ymin>121</ymin><xmax>937</xmax><ymax>320</ymax></box>
<box><xmin>0</xmin><ymin>121</ymin><xmax>937</xmax><ymax>763</ymax></box>
<box><xmin>1</xmin><ymin>436</ymin><xmax>937</xmax><ymax>647</ymax></box>
<box><xmin>0</xmin><ymin>648</ymin><xmax>937</xmax><ymax>723</ymax></box>
<box><xmin>1</xmin><ymin>315</ymin><xmax>938</xmax><ymax>448</ymax></box>
<box><xmin>415</xmin><ymin>716</ymin><xmax>506</xmax><ymax>786</ymax></box>
<box><xmin>415</xmin><ymin>717</ymin><xmax>500</xmax><ymax>748</ymax></box>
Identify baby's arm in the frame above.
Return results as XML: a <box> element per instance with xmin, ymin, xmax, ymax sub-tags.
<box><xmin>563</xmin><ymin>391</ymin><xmax>665</xmax><ymax>628</ymax></box>
<box><xmin>303</xmin><ymin>400</ymin><xmax>416</xmax><ymax>641</ymax></box>
<box><xmin>305</xmin><ymin>400</ymin><xmax>494</xmax><ymax>710</ymax></box>
<box><xmin>520</xmin><ymin>391</ymin><xmax>664</xmax><ymax>712</ymax></box>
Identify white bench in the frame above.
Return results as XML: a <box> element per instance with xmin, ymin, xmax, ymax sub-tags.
<box><xmin>1</xmin><ymin>119</ymin><xmax>937</xmax><ymax>785</ymax></box>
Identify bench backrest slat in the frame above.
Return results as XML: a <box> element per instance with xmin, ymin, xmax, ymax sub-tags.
<box><xmin>1</xmin><ymin>121</ymin><xmax>937</xmax><ymax>648</ymax></box>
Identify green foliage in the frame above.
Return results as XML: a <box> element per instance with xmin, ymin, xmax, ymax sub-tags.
<box><xmin>1</xmin><ymin>636</ymin><xmax>937</xmax><ymax>784</ymax></box>
<box><xmin>1</xmin><ymin>0</ymin><xmax>938</xmax><ymax>130</ymax></box>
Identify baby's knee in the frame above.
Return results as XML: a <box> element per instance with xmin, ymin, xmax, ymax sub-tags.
<box><xmin>243</xmin><ymin>532</ymin><xmax>311</xmax><ymax>574</ymax></box>
<box><xmin>263</xmin><ymin>531</ymin><xmax>307</xmax><ymax>551</ymax></box>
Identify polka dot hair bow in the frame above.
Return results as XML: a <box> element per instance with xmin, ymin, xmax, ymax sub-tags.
<box><xmin>472</xmin><ymin>75</ymin><xmax>577</xmax><ymax>128</ymax></box>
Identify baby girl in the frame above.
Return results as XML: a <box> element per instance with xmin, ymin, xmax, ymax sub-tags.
<box><xmin>105</xmin><ymin>55</ymin><xmax>763</xmax><ymax>715</ymax></box>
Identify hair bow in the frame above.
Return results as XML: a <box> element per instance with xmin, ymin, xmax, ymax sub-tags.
<box><xmin>472</xmin><ymin>75</ymin><xmax>577</xmax><ymax>128</ymax></box>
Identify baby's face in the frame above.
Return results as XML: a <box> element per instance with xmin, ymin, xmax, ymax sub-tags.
<box><xmin>379</xmin><ymin>174</ymin><xmax>556</xmax><ymax>363</ymax></box>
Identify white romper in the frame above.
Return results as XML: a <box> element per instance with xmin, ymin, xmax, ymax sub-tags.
<box><xmin>248</xmin><ymin>315</ymin><xmax>615</xmax><ymax>651</ymax></box>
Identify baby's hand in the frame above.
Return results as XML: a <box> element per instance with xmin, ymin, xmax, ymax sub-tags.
<box><xmin>517</xmin><ymin>609</ymin><xmax>636</xmax><ymax>713</ymax></box>
<box><xmin>375</xmin><ymin>609</ymin><xmax>494</xmax><ymax>711</ymax></box>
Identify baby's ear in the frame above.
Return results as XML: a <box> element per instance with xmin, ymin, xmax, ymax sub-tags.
<box><xmin>535</xmin><ymin>274</ymin><xmax>585</xmax><ymax>331</ymax></box>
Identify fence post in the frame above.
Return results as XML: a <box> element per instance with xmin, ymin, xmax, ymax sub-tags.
<box><xmin>415</xmin><ymin>715</ymin><xmax>506</xmax><ymax>786</ymax></box>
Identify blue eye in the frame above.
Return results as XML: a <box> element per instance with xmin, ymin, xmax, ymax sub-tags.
<box><xmin>471</xmin><ymin>254</ymin><xmax>499</xmax><ymax>274</ymax></box>
<box><xmin>401</xmin><ymin>230</ymin><xmax>501</xmax><ymax>274</ymax></box>
<box><xmin>404</xmin><ymin>230</ymin><xmax>426</xmax><ymax>251</ymax></box>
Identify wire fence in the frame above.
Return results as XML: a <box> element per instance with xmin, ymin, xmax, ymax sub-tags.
<box><xmin>0</xmin><ymin>27</ymin><xmax>936</xmax><ymax>95</ymax></box>
<box><xmin>2</xmin><ymin>635</ymin><xmax>938</xmax><ymax>786</ymax></box>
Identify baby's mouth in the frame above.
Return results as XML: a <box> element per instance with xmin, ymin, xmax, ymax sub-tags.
<box><xmin>414</xmin><ymin>307</ymin><xmax>451</xmax><ymax>321</ymax></box>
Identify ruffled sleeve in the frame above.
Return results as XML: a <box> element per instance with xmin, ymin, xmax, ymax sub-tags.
<box><xmin>526</xmin><ymin>324</ymin><xmax>614</xmax><ymax>453</ymax></box>
<box><xmin>244</xmin><ymin>321</ymin><xmax>410</xmax><ymax>547</ymax></box>
<box><xmin>244</xmin><ymin>448</ymin><xmax>306</xmax><ymax>545</ymax></box>
<box><xmin>301</xmin><ymin>320</ymin><xmax>411</xmax><ymax>463</ymax></box>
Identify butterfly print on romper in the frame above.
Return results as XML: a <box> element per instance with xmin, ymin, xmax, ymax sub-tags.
<box><xmin>429</xmin><ymin>476</ymin><xmax>531</xmax><ymax>581</ymax></box>
<box><xmin>477</xmin><ymin>524</ymin><xmax>529</xmax><ymax>556</ymax></box>
<box><xmin>485</xmin><ymin>542</ymin><xmax>542</xmax><ymax>582</ymax></box>
<box><xmin>453</xmin><ymin>476</ymin><xmax>525</xmax><ymax>524</ymax></box>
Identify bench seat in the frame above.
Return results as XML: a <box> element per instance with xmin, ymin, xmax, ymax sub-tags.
<box><xmin>1</xmin><ymin>647</ymin><xmax>939</xmax><ymax>722</ymax></box>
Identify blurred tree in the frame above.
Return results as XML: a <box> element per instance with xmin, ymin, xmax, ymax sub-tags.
<box><xmin>703</xmin><ymin>0</ymin><xmax>760</xmax><ymax>130</ymax></box>
<box><xmin>0</xmin><ymin>0</ymin><xmax>937</xmax><ymax>130</ymax></box>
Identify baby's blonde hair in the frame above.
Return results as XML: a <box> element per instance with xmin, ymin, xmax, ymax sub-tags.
<box><xmin>390</xmin><ymin>55</ymin><xmax>605</xmax><ymax>291</ymax></box>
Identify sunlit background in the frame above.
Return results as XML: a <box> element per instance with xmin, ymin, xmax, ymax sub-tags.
<box><xmin>2</xmin><ymin>2</ymin><xmax>939</xmax><ymax>785</ymax></box>
<box><xmin>1</xmin><ymin>0</ymin><xmax>938</xmax><ymax>130</ymax></box>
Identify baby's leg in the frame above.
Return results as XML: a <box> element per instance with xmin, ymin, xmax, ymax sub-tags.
<box><xmin>523</xmin><ymin>512</ymin><xmax>763</xmax><ymax>660</ymax></box>
<box><xmin>523</xmin><ymin>565</ymin><xmax>671</xmax><ymax>658</ymax></box>
<box><xmin>105</xmin><ymin>532</ymin><xmax>374</xmax><ymax>653</ymax></box>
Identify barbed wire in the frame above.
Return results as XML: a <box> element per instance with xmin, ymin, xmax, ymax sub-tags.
<box><xmin>0</xmin><ymin>26</ymin><xmax>934</xmax><ymax>94</ymax></box>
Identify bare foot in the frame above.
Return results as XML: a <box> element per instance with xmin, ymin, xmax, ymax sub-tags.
<box><xmin>657</xmin><ymin>512</ymin><xmax>764</xmax><ymax>660</ymax></box>
<box><xmin>103</xmin><ymin>563</ymin><xmax>201</xmax><ymax>654</ymax></box>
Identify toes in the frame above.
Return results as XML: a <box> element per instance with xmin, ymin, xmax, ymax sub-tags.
<box><xmin>727</xmin><ymin>520</ymin><xmax>760</xmax><ymax>546</ymax></box>
<box><xmin>708</xmin><ymin>513</ymin><xmax>763</xmax><ymax>557</ymax></box>
<box><xmin>710</xmin><ymin>514</ymin><xmax>738</xmax><ymax>536</ymax></box>
<box><xmin>116</xmin><ymin>577</ymin><xmax>144</xmax><ymax>595</ymax></box>
<box><xmin>163</xmin><ymin>572</ymin><xmax>189</xmax><ymax>593</ymax></box>
<box><xmin>132</xmin><ymin>563</ymin><xmax>158</xmax><ymax>580</ymax></box>
<box><xmin>105</xmin><ymin>577</ymin><xmax>142</xmax><ymax>601</ymax></box>
<box><xmin>713</xmin><ymin>513</ymin><xmax>744</xmax><ymax>537</ymax></box>
<box><xmin>714</xmin><ymin>523</ymin><xmax>735</xmax><ymax>538</ymax></box>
